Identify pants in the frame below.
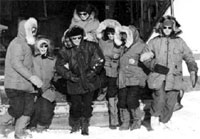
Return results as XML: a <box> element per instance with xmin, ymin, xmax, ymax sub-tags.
<box><xmin>5</xmin><ymin>89</ymin><xmax>35</xmax><ymax>119</ymax></box>
<box><xmin>29</xmin><ymin>97</ymin><xmax>55</xmax><ymax>127</ymax></box>
<box><xmin>70</xmin><ymin>91</ymin><xmax>94</xmax><ymax>119</ymax></box>
<box><xmin>118</xmin><ymin>86</ymin><xmax>141</xmax><ymax>110</ymax></box>
<box><xmin>150</xmin><ymin>82</ymin><xmax>179</xmax><ymax>123</ymax></box>
<box><xmin>106</xmin><ymin>77</ymin><xmax>118</xmax><ymax>98</ymax></box>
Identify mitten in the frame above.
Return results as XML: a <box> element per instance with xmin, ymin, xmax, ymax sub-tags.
<box><xmin>140</xmin><ymin>51</ymin><xmax>154</xmax><ymax>62</ymax></box>
<box><xmin>190</xmin><ymin>71</ymin><xmax>198</xmax><ymax>88</ymax></box>
<box><xmin>29</xmin><ymin>75</ymin><xmax>43</xmax><ymax>88</ymax></box>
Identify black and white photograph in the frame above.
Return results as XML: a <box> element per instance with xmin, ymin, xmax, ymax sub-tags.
<box><xmin>0</xmin><ymin>0</ymin><xmax>200</xmax><ymax>139</ymax></box>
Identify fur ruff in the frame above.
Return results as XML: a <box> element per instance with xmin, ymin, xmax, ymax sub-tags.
<box><xmin>24</xmin><ymin>17</ymin><xmax>37</xmax><ymax>45</ymax></box>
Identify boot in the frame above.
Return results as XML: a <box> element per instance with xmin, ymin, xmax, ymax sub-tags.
<box><xmin>81</xmin><ymin>117</ymin><xmax>89</xmax><ymax>135</ymax></box>
<box><xmin>14</xmin><ymin>116</ymin><xmax>32</xmax><ymax>139</ymax></box>
<box><xmin>69</xmin><ymin>117</ymin><xmax>81</xmax><ymax>133</ymax></box>
<box><xmin>108</xmin><ymin>97</ymin><xmax>119</xmax><ymax>129</ymax></box>
<box><xmin>150</xmin><ymin>116</ymin><xmax>160</xmax><ymax>130</ymax></box>
<box><xmin>130</xmin><ymin>108</ymin><xmax>144</xmax><ymax>130</ymax></box>
<box><xmin>119</xmin><ymin>108</ymin><xmax>130</xmax><ymax>130</ymax></box>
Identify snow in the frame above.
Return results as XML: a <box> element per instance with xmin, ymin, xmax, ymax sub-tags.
<box><xmin>1</xmin><ymin>91</ymin><xmax>200</xmax><ymax>139</ymax></box>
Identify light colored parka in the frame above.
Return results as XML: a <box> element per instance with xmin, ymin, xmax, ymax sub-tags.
<box><xmin>4</xmin><ymin>18</ymin><xmax>37</xmax><ymax>92</ymax></box>
<box><xmin>118</xmin><ymin>26</ymin><xmax>147</xmax><ymax>89</ymax></box>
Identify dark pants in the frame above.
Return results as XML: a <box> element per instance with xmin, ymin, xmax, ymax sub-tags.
<box><xmin>5</xmin><ymin>88</ymin><xmax>35</xmax><ymax>119</ymax></box>
<box><xmin>29</xmin><ymin>97</ymin><xmax>55</xmax><ymax>127</ymax></box>
<box><xmin>70</xmin><ymin>91</ymin><xmax>94</xmax><ymax>119</ymax></box>
<box><xmin>150</xmin><ymin>82</ymin><xmax>179</xmax><ymax>123</ymax></box>
<box><xmin>118</xmin><ymin>86</ymin><xmax>141</xmax><ymax>110</ymax></box>
<box><xmin>106</xmin><ymin>77</ymin><xmax>118</xmax><ymax>98</ymax></box>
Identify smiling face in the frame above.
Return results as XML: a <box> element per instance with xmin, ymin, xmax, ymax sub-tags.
<box><xmin>107</xmin><ymin>32</ymin><xmax>114</xmax><ymax>40</ymax></box>
<box><xmin>70</xmin><ymin>35</ymin><xmax>82</xmax><ymax>46</ymax></box>
<box><xmin>163</xmin><ymin>26</ymin><xmax>173</xmax><ymax>36</ymax></box>
<box><xmin>36</xmin><ymin>39</ymin><xmax>49</xmax><ymax>55</ymax></box>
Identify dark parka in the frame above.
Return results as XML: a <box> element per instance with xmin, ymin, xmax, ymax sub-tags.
<box><xmin>55</xmin><ymin>40</ymin><xmax>105</xmax><ymax>95</ymax></box>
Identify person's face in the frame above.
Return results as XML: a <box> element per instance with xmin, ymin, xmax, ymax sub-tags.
<box><xmin>70</xmin><ymin>35</ymin><xmax>82</xmax><ymax>46</ymax></box>
<box><xmin>78</xmin><ymin>12</ymin><xmax>89</xmax><ymax>21</ymax></box>
<box><xmin>107</xmin><ymin>32</ymin><xmax>114</xmax><ymax>40</ymax></box>
<box><xmin>163</xmin><ymin>26</ymin><xmax>172</xmax><ymax>36</ymax></box>
<box><xmin>38</xmin><ymin>42</ymin><xmax>48</xmax><ymax>55</ymax></box>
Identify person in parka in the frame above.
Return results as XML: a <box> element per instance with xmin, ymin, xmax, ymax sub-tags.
<box><xmin>140</xmin><ymin>15</ymin><xmax>198</xmax><ymax>130</ymax></box>
<box><xmin>117</xmin><ymin>25</ymin><xmax>147</xmax><ymax>130</ymax></box>
<box><xmin>70</xmin><ymin>3</ymin><xmax>100</xmax><ymax>42</ymax></box>
<box><xmin>96</xmin><ymin>19</ymin><xmax>122</xmax><ymax>129</ymax></box>
<box><xmin>1</xmin><ymin>17</ymin><xmax>43</xmax><ymax>139</ymax></box>
<box><xmin>56</xmin><ymin>26</ymin><xmax>105</xmax><ymax>135</ymax></box>
<box><xmin>28</xmin><ymin>35</ymin><xmax>57</xmax><ymax>132</ymax></box>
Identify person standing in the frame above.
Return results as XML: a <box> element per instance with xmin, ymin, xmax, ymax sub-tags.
<box><xmin>1</xmin><ymin>17</ymin><xmax>43</xmax><ymax>139</ymax></box>
<box><xmin>140</xmin><ymin>15</ymin><xmax>198</xmax><ymax>130</ymax></box>
<box><xmin>96</xmin><ymin>19</ymin><xmax>122</xmax><ymax>129</ymax></box>
<box><xmin>56</xmin><ymin>26</ymin><xmax>104</xmax><ymax>135</ymax></box>
<box><xmin>28</xmin><ymin>35</ymin><xmax>57</xmax><ymax>132</ymax></box>
<box><xmin>70</xmin><ymin>3</ymin><xmax>100</xmax><ymax>42</ymax></box>
<box><xmin>117</xmin><ymin>25</ymin><xmax>147</xmax><ymax>130</ymax></box>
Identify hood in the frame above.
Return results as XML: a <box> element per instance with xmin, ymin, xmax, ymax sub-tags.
<box><xmin>96</xmin><ymin>19</ymin><xmax>122</xmax><ymax>45</ymax></box>
<box><xmin>154</xmin><ymin>15</ymin><xmax>182</xmax><ymax>37</ymax></box>
<box><xmin>72</xmin><ymin>9</ymin><xmax>97</xmax><ymax>23</ymax></box>
<box><xmin>17</xmin><ymin>17</ymin><xmax>38</xmax><ymax>45</ymax></box>
<box><xmin>115</xmin><ymin>25</ymin><xmax>141</xmax><ymax>48</ymax></box>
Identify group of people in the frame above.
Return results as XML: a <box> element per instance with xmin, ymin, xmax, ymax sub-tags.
<box><xmin>0</xmin><ymin>2</ymin><xmax>198</xmax><ymax>139</ymax></box>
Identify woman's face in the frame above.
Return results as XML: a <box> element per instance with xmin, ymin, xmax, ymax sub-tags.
<box><xmin>70</xmin><ymin>35</ymin><xmax>82</xmax><ymax>46</ymax></box>
<box><xmin>107</xmin><ymin>32</ymin><xmax>114</xmax><ymax>40</ymax></box>
<box><xmin>78</xmin><ymin>11</ymin><xmax>89</xmax><ymax>21</ymax></box>
<box><xmin>163</xmin><ymin>26</ymin><xmax>172</xmax><ymax>36</ymax></box>
<box><xmin>36</xmin><ymin>40</ymin><xmax>48</xmax><ymax>55</ymax></box>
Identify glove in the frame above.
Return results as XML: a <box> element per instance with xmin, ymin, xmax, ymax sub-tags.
<box><xmin>69</xmin><ymin>74</ymin><xmax>80</xmax><ymax>83</ymax></box>
<box><xmin>86</xmin><ymin>70</ymin><xmax>96</xmax><ymax>80</ymax></box>
<box><xmin>140</xmin><ymin>51</ymin><xmax>154</xmax><ymax>62</ymax></box>
<box><xmin>190</xmin><ymin>71</ymin><xmax>198</xmax><ymax>88</ymax></box>
<box><xmin>29</xmin><ymin>75</ymin><xmax>43</xmax><ymax>88</ymax></box>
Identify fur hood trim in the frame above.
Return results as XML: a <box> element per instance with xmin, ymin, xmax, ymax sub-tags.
<box><xmin>96</xmin><ymin>19</ymin><xmax>121</xmax><ymax>39</ymax></box>
<box><xmin>115</xmin><ymin>25</ymin><xmax>141</xmax><ymax>48</ymax></box>
<box><xmin>24</xmin><ymin>17</ymin><xmax>38</xmax><ymax>45</ymax></box>
<box><xmin>72</xmin><ymin>9</ymin><xmax>96</xmax><ymax>23</ymax></box>
<box><xmin>155</xmin><ymin>15</ymin><xmax>182</xmax><ymax>37</ymax></box>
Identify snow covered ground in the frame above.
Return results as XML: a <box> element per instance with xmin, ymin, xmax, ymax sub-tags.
<box><xmin>1</xmin><ymin>91</ymin><xmax>200</xmax><ymax>139</ymax></box>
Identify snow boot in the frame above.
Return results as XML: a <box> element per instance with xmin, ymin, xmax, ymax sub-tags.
<box><xmin>150</xmin><ymin>116</ymin><xmax>160</xmax><ymax>130</ymax></box>
<box><xmin>14</xmin><ymin>115</ymin><xmax>32</xmax><ymax>139</ymax></box>
<box><xmin>130</xmin><ymin>107</ymin><xmax>145</xmax><ymax>130</ymax></box>
<box><xmin>119</xmin><ymin>109</ymin><xmax>130</xmax><ymax>130</ymax></box>
<box><xmin>69</xmin><ymin>117</ymin><xmax>81</xmax><ymax>133</ymax></box>
<box><xmin>81</xmin><ymin>117</ymin><xmax>89</xmax><ymax>135</ymax></box>
<box><xmin>108</xmin><ymin>97</ymin><xmax>119</xmax><ymax>129</ymax></box>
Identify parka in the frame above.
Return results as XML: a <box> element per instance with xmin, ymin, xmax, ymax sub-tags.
<box><xmin>97</xmin><ymin>19</ymin><xmax>122</xmax><ymax>78</ymax></box>
<box><xmin>146</xmin><ymin>36</ymin><xmax>198</xmax><ymax>91</ymax></box>
<box><xmin>70</xmin><ymin>8</ymin><xmax>99</xmax><ymax>42</ymax></box>
<box><xmin>4</xmin><ymin>18</ymin><xmax>37</xmax><ymax>92</ymax></box>
<box><xmin>55</xmin><ymin>40</ymin><xmax>105</xmax><ymax>95</ymax></box>
<box><xmin>118</xmin><ymin>26</ymin><xmax>147</xmax><ymax>89</ymax></box>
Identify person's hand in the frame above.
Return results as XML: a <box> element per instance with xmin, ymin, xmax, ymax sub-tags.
<box><xmin>29</xmin><ymin>75</ymin><xmax>43</xmax><ymax>88</ymax></box>
<box><xmin>86</xmin><ymin>70</ymin><xmax>96</xmax><ymax>80</ymax></box>
<box><xmin>70</xmin><ymin>76</ymin><xmax>80</xmax><ymax>82</ymax></box>
<box><xmin>140</xmin><ymin>51</ymin><xmax>154</xmax><ymax>62</ymax></box>
<box><xmin>190</xmin><ymin>71</ymin><xmax>198</xmax><ymax>88</ymax></box>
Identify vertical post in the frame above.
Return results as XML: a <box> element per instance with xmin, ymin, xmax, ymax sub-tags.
<box><xmin>140</xmin><ymin>0</ymin><xmax>144</xmax><ymax>37</ymax></box>
<box><xmin>170</xmin><ymin>0</ymin><xmax>174</xmax><ymax>16</ymax></box>
<box><xmin>43</xmin><ymin>0</ymin><xmax>47</xmax><ymax>18</ymax></box>
<box><xmin>130</xmin><ymin>0</ymin><xmax>134</xmax><ymax>24</ymax></box>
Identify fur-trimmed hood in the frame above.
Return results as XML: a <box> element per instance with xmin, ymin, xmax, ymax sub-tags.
<box><xmin>17</xmin><ymin>17</ymin><xmax>38</xmax><ymax>45</ymax></box>
<box><xmin>72</xmin><ymin>8</ymin><xmax>98</xmax><ymax>23</ymax></box>
<box><xmin>154</xmin><ymin>15</ymin><xmax>182</xmax><ymax>37</ymax></box>
<box><xmin>96</xmin><ymin>19</ymin><xmax>122</xmax><ymax>45</ymax></box>
<box><xmin>115</xmin><ymin>25</ymin><xmax>141</xmax><ymax>48</ymax></box>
